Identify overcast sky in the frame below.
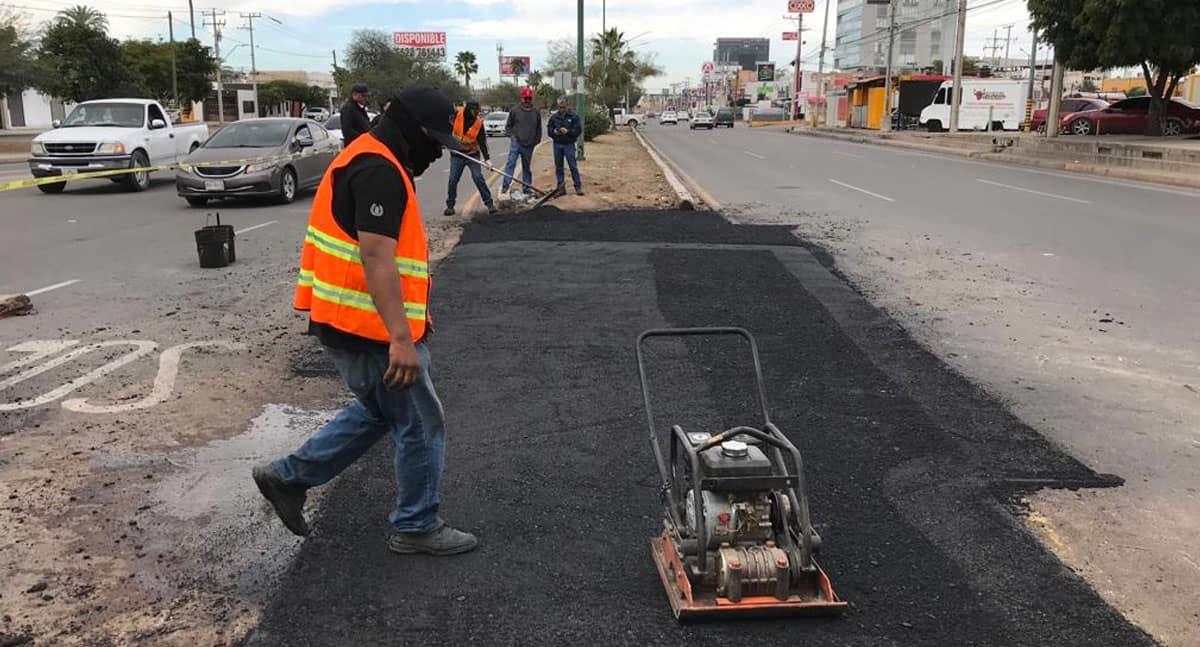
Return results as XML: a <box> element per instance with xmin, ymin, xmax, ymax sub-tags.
<box><xmin>23</xmin><ymin>0</ymin><xmax>1039</xmax><ymax>90</ymax></box>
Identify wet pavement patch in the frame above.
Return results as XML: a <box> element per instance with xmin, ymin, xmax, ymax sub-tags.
<box><xmin>250</xmin><ymin>209</ymin><xmax>1151</xmax><ymax>646</ymax></box>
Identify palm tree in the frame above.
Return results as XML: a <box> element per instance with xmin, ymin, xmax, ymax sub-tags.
<box><xmin>454</xmin><ymin>51</ymin><xmax>478</xmax><ymax>91</ymax></box>
<box><xmin>56</xmin><ymin>5</ymin><xmax>107</xmax><ymax>30</ymax></box>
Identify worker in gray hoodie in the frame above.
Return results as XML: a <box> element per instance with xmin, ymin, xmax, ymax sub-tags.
<box><xmin>501</xmin><ymin>87</ymin><xmax>542</xmax><ymax>195</ymax></box>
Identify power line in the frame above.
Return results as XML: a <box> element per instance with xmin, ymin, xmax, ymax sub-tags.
<box><xmin>832</xmin><ymin>0</ymin><xmax>1017</xmax><ymax>54</ymax></box>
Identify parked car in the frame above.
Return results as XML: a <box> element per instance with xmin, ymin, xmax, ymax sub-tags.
<box><xmin>690</xmin><ymin>110</ymin><xmax>714</xmax><ymax>129</ymax></box>
<box><xmin>322</xmin><ymin>110</ymin><xmax>380</xmax><ymax>143</ymax></box>
<box><xmin>1030</xmin><ymin>97</ymin><xmax>1109</xmax><ymax>133</ymax></box>
<box><xmin>484</xmin><ymin>111</ymin><xmax>508</xmax><ymax>136</ymax></box>
<box><xmin>612</xmin><ymin>107</ymin><xmax>644</xmax><ymax>128</ymax></box>
<box><xmin>1061</xmin><ymin>97</ymin><xmax>1200</xmax><ymax>136</ymax></box>
<box><xmin>176</xmin><ymin>118</ymin><xmax>339</xmax><ymax>206</ymax></box>
<box><xmin>28</xmin><ymin>98</ymin><xmax>208</xmax><ymax>194</ymax></box>
<box><xmin>714</xmin><ymin>108</ymin><xmax>735</xmax><ymax>128</ymax></box>
<box><xmin>660</xmin><ymin>110</ymin><xmax>678</xmax><ymax>125</ymax></box>
<box><xmin>303</xmin><ymin>106</ymin><xmax>331</xmax><ymax>121</ymax></box>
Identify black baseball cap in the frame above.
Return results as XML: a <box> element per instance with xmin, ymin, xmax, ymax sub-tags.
<box><xmin>351</xmin><ymin>83</ymin><xmax>369</xmax><ymax>94</ymax></box>
<box><xmin>388</xmin><ymin>86</ymin><xmax>465</xmax><ymax>152</ymax></box>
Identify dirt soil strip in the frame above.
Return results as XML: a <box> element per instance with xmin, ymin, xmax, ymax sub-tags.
<box><xmin>248</xmin><ymin>209</ymin><xmax>1151</xmax><ymax>646</ymax></box>
<box><xmin>528</xmin><ymin>128</ymin><xmax>678</xmax><ymax>211</ymax></box>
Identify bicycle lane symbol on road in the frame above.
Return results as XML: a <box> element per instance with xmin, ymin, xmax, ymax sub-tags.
<box><xmin>0</xmin><ymin>339</ymin><xmax>247</xmax><ymax>413</ymax></box>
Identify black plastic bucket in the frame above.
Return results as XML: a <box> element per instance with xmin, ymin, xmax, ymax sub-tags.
<box><xmin>194</xmin><ymin>213</ymin><xmax>236</xmax><ymax>268</ymax></box>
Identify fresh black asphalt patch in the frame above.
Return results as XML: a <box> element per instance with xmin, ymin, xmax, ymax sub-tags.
<box><xmin>251</xmin><ymin>209</ymin><xmax>1153</xmax><ymax>646</ymax></box>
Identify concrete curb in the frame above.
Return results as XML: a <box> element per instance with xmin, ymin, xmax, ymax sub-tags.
<box><xmin>632</xmin><ymin>127</ymin><xmax>696</xmax><ymax>210</ymax></box>
<box><xmin>788</xmin><ymin>127</ymin><xmax>1200</xmax><ymax>191</ymax></box>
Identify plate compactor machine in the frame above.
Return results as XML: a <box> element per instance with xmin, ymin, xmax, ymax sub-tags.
<box><xmin>636</xmin><ymin>327</ymin><xmax>847</xmax><ymax>620</ymax></box>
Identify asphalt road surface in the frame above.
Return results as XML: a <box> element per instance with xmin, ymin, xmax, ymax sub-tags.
<box><xmin>251</xmin><ymin>210</ymin><xmax>1150</xmax><ymax>646</ymax></box>
<box><xmin>641</xmin><ymin>120</ymin><xmax>1200</xmax><ymax>644</ymax></box>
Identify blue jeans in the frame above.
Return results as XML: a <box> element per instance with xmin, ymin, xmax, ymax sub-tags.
<box><xmin>273</xmin><ymin>343</ymin><xmax>445</xmax><ymax>533</ymax></box>
<box><xmin>446</xmin><ymin>152</ymin><xmax>493</xmax><ymax>208</ymax></box>
<box><xmin>501</xmin><ymin>142</ymin><xmax>534</xmax><ymax>192</ymax></box>
<box><xmin>553</xmin><ymin>141</ymin><xmax>582</xmax><ymax>190</ymax></box>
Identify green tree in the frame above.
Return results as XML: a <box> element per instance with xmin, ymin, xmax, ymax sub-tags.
<box><xmin>0</xmin><ymin>12</ymin><xmax>37</xmax><ymax>99</ymax></box>
<box><xmin>174</xmin><ymin>38</ymin><xmax>218</xmax><ymax>105</ymax></box>
<box><xmin>482</xmin><ymin>82</ymin><xmax>520</xmax><ymax>110</ymax></box>
<box><xmin>258</xmin><ymin>80</ymin><xmax>327</xmax><ymax>115</ymax></box>
<box><xmin>1029</xmin><ymin>0</ymin><xmax>1200</xmax><ymax>135</ymax></box>
<box><xmin>343</xmin><ymin>29</ymin><xmax>466</xmax><ymax>107</ymax></box>
<box><xmin>56</xmin><ymin>4</ymin><xmax>107</xmax><ymax>30</ymax></box>
<box><xmin>115</xmin><ymin>38</ymin><xmax>214</xmax><ymax>106</ymax></box>
<box><xmin>37</xmin><ymin>7</ymin><xmax>134</xmax><ymax>101</ymax></box>
<box><xmin>587</xmin><ymin>28</ymin><xmax>662</xmax><ymax>110</ymax></box>
<box><xmin>454</xmin><ymin>50</ymin><xmax>478</xmax><ymax>91</ymax></box>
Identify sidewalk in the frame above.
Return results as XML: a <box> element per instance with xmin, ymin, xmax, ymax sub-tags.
<box><xmin>790</xmin><ymin>126</ymin><xmax>1200</xmax><ymax>190</ymax></box>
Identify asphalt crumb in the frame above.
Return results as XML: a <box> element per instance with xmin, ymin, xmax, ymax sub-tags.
<box><xmin>249</xmin><ymin>209</ymin><xmax>1152</xmax><ymax>647</ymax></box>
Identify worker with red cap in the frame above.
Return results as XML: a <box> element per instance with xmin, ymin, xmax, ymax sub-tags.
<box><xmin>500</xmin><ymin>87</ymin><xmax>542</xmax><ymax>196</ymax></box>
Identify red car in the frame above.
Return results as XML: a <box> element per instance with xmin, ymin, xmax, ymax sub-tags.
<box><xmin>1060</xmin><ymin>96</ymin><xmax>1200</xmax><ymax>136</ymax></box>
<box><xmin>1030</xmin><ymin>97</ymin><xmax>1108</xmax><ymax>133</ymax></box>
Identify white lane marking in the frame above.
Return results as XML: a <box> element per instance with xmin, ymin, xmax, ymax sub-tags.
<box><xmin>1042</xmin><ymin>252</ymin><xmax>1056</xmax><ymax>257</ymax></box>
<box><xmin>828</xmin><ymin>178</ymin><xmax>896</xmax><ymax>202</ymax></box>
<box><xmin>976</xmin><ymin>178</ymin><xmax>1092</xmax><ymax>204</ymax></box>
<box><xmin>0</xmin><ymin>341</ymin><xmax>158</xmax><ymax>411</ymax></box>
<box><xmin>831</xmin><ymin>151</ymin><xmax>864</xmax><ymax>159</ymax></box>
<box><xmin>707</xmin><ymin>138</ymin><xmax>718</xmax><ymax>144</ymax></box>
<box><xmin>62</xmin><ymin>340</ymin><xmax>247</xmax><ymax>413</ymax></box>
<box><xmin>743</xmin><ymin>150</ymin><xmax>767</xmax><ymax>160</ymax></box>
<box><xmin>24</xmin><ymin>279</ymin><xmax>80</xmax><ymax>297</ymax></box>
<box><xmin>0</xmin><ymin>340</ymin><xmax>80</xmax><ymax>377</ymax></box>
<box><xmin>234</xmin><ymin>220</ymin><xmax>278</xmax><ymax>235</ymax></box>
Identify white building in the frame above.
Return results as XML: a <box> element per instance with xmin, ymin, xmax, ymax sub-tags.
<box><xmin>1</xmin><ymin>90</ymin><xmax>67</xmax><ymax>130</ymax></box>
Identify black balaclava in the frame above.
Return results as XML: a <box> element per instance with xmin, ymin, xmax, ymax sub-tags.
<box><xmin>465</xmin><ymin>101</ymin><xmax>480</xmax><ymax>124</ymax></box>
<box><xmin>372</xmin><ymin>99</ymin><xmax>443</xmax><ymax>177</ymax></box>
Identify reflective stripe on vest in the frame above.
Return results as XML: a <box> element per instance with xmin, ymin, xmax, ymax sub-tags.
<box><xmin>293</xmin><ymin>132</ymin><xmax>429</xmax><ymax>343</ymax></box>
<box><xmin>453</xmin><ymin>107</ymin><xmax>483</xmax><ymax>153</ymax></box>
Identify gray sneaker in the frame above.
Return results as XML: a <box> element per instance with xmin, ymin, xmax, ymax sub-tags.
<box><xmin>387</xmin><ymin>521</ymin><xmax>478</xmax><ymax>556</ymax></box>
<box><xmin>252</xmin><ymin>463</ymin><xmax>310</xmax><ymax>537</ymax></box>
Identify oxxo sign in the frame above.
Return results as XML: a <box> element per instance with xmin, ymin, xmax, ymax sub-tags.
<box><xmin>788</xmin><ymin>0</ymin><xmax>815</xmax><ymax>12</ymax></box>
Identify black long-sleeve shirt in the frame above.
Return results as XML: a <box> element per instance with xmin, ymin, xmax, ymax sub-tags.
<box><xmin>339</xmin><ymin>99</ymin><xmax>371</xmax><ymax>145</ymax></box>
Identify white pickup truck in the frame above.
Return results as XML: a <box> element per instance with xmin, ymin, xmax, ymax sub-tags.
<box><xmin>29</xmin><ymin>98</ymin><xmax>209</xmax><ymax>193</ymax></box>
<box><xmin>611</xmin><ymin>107</ymin><xmax>644</xmax><ymax>128</ymax></box>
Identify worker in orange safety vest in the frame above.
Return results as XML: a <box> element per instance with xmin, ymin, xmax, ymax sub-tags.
<box><xmin>252</xmin><ymin>86</ymin><xmax>480</xmax><ymax>557</ymax></box>
<box><xmin>444</xmin><ymin>100</ymin><xmax>496</xmax><ymax>216</ymax></box>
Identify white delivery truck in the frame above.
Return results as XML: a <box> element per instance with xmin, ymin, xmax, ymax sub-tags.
<box><xmin>919</xmin><ymin>79</ymin><xmax>1029</xmax><ymax>132</ymax></box>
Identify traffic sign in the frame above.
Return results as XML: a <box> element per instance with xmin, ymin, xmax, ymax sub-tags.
<box><xmin>783</xmin><ymin>32</ymin><xmax>798</xmax><ymax>41</ymax></box>
<box><xmin>701</xmin><ymin>61</ymin><xmax>714</xmax><ymax>75</ymax></box>
<box><xmin>788</xmin><ymin>0</ymin><xmax>815</xmax><ymax>13</ymax></box>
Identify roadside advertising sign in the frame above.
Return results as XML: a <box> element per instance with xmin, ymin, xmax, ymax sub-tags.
<box><xmin>788</xmin><ymin>0</ymin><xmax>815</xmax><ymax>12</ymax></box>
<box><xmin>783</xmin><ymin>32</ymin><xmax>798</xmax><ymax>41</ymax></box>
<box><xmin>393</xmin><ymin>32</ymin><xmax>447</xmax><ymax>60</ymax></box>
<box><xmin>756</xmin><ymin>62</ymin><xmax>776</xmax><ymax>82</ymax></box>
<box><xmin>500</xmin><ymin>56</ymin><xmax>532</xmax><ymax>76</ymax></box>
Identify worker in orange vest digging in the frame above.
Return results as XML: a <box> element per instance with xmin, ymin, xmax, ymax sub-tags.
<box><xmin>444</xmin><ymin>100</ymin><xmax>496</xmax><ymax>216</ymax></box>
<box><xmin>252</xmin><ymin>86</ymin><xmax>479</xmax><ymax>557</ymax></box>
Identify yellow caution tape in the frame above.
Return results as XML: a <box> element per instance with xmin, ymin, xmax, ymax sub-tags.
<box><xmin>0</xmin><ymin>147</ymin><xmax>332</xmax><ymax>193</ymax></box>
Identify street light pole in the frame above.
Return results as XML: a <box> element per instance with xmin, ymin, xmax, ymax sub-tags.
<box><xmin>880</xmin><ymin>0</ymin><xmax>897</xmax><ymax>132</ymax></box>
<box><xmin>576</xmin><ymin>0</ymin><xmax>586</xmax><ymax>160</ymax></box>
<box><xmin>793</xmin><ymin>9</ymin><xmax>803</xmax><ymax>120</ymax></box>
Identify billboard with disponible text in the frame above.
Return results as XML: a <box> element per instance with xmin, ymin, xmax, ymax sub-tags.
<box><xmin>393</xmin><ymin>32</ymin><xmax>446</xmax><ymax>60</ymax></box>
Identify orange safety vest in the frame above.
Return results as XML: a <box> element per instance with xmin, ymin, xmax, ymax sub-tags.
<box><xmin>294</xmin><ymin>133</ymin><xmax>429</xmax><ymax>343</ymax></box>
<box><xmin>453</xmin><ymin>107</ymin><xmax>483</xmax><ymax>154</ymax></box>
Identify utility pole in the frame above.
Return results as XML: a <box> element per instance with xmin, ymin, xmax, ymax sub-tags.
<box><xmin>1024</xmin><ymin>29</ymin><xmax>1038</xmax><ymax>131</ymax></box>
<box><xmin>1047</xmin><ymin>58</ymin><xmax>1064</xmax><ymax>137</ymax></box>
<box><xmin>168</xmin><ymin>12</ymin><xmax>178</xmax><ymax>110</ymax></box>
<box><xmin>496</xmin><ymin>42</ymin><xmax>504</xmax><ymax>82</ymax></box>
<box><xmin>815</xmin><ymin>0</ymin><xmax>831</xmax><ymax>126</ymax></box>
<box><xmin>880</xmin><ymin>0</ymin><xmax>897</xmax><ymax>131</ymax></box>
<box><xmin>205</xmin><ymin>9</ymin><xmax>226</xmax><ymax>123</ymax></box>
<box><xmin>948</xmin><ymin>0</ymin><xmax>967</xmax><ymax>133</ymax></box>
<box><xmin>1002</xmin><ymin>24</ymin><xmax>1013</xmax><ymax>69</ymax></box>
<box><xmin>792</xmin><ymin>8</ymin><xmax>804</xmax><ymax>121</ymax></box>
<box><xmin>575</xmin><ymin>0</ymin><xmax>585</xmax><ymax>160</ymax></box>
<box><xmin>187</xmin><ymin>0</ymin><xmax>195</xmax><ymax>39</ymax></box>
<box><xmin>241</xmin><ymin>12</ymin><xmax>261</xmax><ymax>118</ymax></box>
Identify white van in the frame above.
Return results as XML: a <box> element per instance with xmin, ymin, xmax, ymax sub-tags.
<box><xmin>919</xmin><ymin>79</ymin><xmax>1030</xmax><ymax>132</ymax></box>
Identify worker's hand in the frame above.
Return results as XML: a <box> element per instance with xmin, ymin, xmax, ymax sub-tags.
<box><xmin>383</xmin><ymin>338</ymin><xmax>421</xmax><ymax>390</ymax></box>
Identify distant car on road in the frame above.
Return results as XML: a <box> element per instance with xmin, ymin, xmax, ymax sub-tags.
<box><xmin>678</xmin><ymin>110</ymin><xmax>691</xmax><ymax>121</ymax></box>
<box><xmin>1061</xmin><ymin>96</ymin><xmax>1200</xmax><ymax>136</ymax></box>
<box><xmin>303</xmin><ymin>106</ymin><xmax>330</xmax><ymax>122</ymax></box>
<box><xmin>176</xmin><ymin>118</ymin><xmax>339</xmax><ymax>206</ymax></box>
<box><xmin>484</xmin><ymin>111</ymin><xmax>508</xmax><ymax>136</ymax></box>
<box><xmin>690</xmin><ymin>110</ymin><xmax>714</xmax><ymax>129</ymax></box>
<box><xmin>660</xmin><ymin>110</ymin><xmax>678</xmax><ymax>125</ymax></box>
<box><xmin>29</xmin><ymin>98</ymin><xmax>208</xmax><ymax>194</ymax></box>
<box><xmin>612</xmin><ymin>107</ymin><xmax>644</xmax><ymax>128</ymax></box>
<box><xmin>1030</xmin><ymin>98</ymin><xmax>1108</xmax><ymax>133</ymax></box>
<box><xmin>714</xmin><ymin>108</ymin><xmax>735</xmax><ymax>128</ymax></box>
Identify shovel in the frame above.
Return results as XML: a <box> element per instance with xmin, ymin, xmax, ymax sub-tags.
<box><xmin>449</xmin><ymin>149</ymin><xmax>559</xmax><ymax>208</ymax></box>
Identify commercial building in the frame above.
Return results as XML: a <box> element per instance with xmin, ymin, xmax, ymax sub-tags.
<box><xmin>713</xmin><ymin>38</ymin><xmax>770</xmax><ymax>72</ymax></box>
<box><xmin>834</xmin><ymin>0</ymin><xmax>956</xmax><ymax>73</ymax></box>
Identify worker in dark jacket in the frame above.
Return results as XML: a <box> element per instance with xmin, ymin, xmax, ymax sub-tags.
<box><xmin>500</xmin><ymin>87</ymin><xmax>541</xmax><ymax>195</ymax></box>
<box><xmin>546</xmin><ymin>97</ymin><xmax>583</xmax><ymax>196</ymax></box>
<box><xmin>340</xmin><ymin>83</ymin><xmax>371</xmax><ymax>145</ymax></box>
